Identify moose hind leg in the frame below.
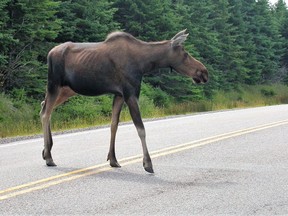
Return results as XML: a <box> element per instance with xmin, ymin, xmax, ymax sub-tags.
<box><xmin>126</xmin><ymin>96</ymin><xmax>154</xmax><ymax>173</ymax></box>
<box><xmin>107</xmin><ymin>95</ymin><xmax>124</xmax><ymax>168</ymax></box>
<box><xmin>40</xmin><ymin>91</ymin><xmax>58</xmax><ymax>166</ymax></box>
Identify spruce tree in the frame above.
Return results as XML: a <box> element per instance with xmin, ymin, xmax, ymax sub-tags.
<box><xmin>114</xmin><ymin>0</ymin><xmax>179</xmax><ymax>40</ymax></box>
<box><xmin>254</xmin><ymin>0</ymin><xmax>282</xmax><ymax>83</ymax></box>
<box><xmin>0</xmin><ymin>0</ymin><xmax>61</xmax><ymax>97</ymax></box>
<box><xmin>273</xmin><ymin>0</ymin><xmax>288</xmax><ymax>83</ymax></box>
<box><xmin>55</xmin><ymin>0</ymin><xmax>119</xmax><ymax>42</ymax></box>
<box><xmin>227</xmin><ymin>0</ymin><xmax>250</xmax><ymax>85</ymax></box>
<box><xmin>0</xmin><ymin>0</ymin><xmax>15</xmax><ymax>90</ymax></box>
<box><xmin>213</xmin><ymin>0</ymin><xmax>248</xmax><ymax>88</ymax></box>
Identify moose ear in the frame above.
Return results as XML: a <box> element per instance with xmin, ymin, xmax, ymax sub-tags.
<box><xmin>171</xmin><ymin>29</ymin><xmax>189</xmax><ymax>47</ymax></box>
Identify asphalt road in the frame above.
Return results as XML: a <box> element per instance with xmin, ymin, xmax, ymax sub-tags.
<box><xmin>1</xmin><ymin>105</ymin><xmax>288</xmax><ymax>215</ymax></box>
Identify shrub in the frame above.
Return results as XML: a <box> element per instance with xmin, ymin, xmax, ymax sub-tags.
<box><xmin>260</xmin><ymin>88</ymin><xmax>276</xmax><ymax>97</ymax></box>
<box><xmin>141</xmin><ymin>82</ymin><xmax>172</xmax><ymax>107</ymax></box>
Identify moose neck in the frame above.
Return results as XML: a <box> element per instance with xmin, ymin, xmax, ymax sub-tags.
<box><xmin>139</xmin><ymin>41</ymin><xmax>171</xmax><ymax>73</ymax></box>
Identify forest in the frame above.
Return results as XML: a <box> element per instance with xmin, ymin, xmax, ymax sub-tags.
<box><xmin>1</xmin><ymin>0</ymin><xmax>288</xmax><ymax>137</ymax></box>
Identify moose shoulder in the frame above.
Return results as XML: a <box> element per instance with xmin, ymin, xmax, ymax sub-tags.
<box><xmin>40</xmin><ymin>30</ymin><xmax>208</xmax><ymax>173</ymax></box>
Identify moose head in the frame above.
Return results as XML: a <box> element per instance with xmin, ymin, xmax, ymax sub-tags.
<box><xmin>169</xmin><ymin>29</ymin><xmax>208</xmax><ymax>84</ymax></box>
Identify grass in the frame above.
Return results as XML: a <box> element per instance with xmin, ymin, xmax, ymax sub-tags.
<box><xmin>0</xmin><ymin>95</ymin><xmax>40</xmax><ymax>137</ymax></box>
<box><xmin>1</xmin><ymin>84</ymin><xmax>288</xmax><ymax>138</ymax></box>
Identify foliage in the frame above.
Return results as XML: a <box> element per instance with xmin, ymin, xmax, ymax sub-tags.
<box><xmin>1</xmin><ymin>0</ymin><xmax>288</xmax><ymax>97</ymax></box>
<box><xmin>114</xmin><ymin>0</ymin><xmax>180</xmax><ymax>40</ymax></box>
<box><xmin>2</xmin><ymin>84</ymin><xmax>288</xmax><ymax>138</ymax></box>
<box><xmin>1</xmin><ymin>0</ymin><xmax>288</xmax><ymax>137</ymax></box>
<box><xmin>0</xmin><ymin>0</ymin><xmax>61</xmax><ymax>100</ymax></box>
<box><xmin>0</xmin><ymin>93</ymin><xmax>40</xmax><ymax>137</ymax></box>
<box><xmin>272</xmin><ymin>0</ymin><xmax>288</xmax><ymax>83</ymax></box>
<box><xmin>55</xmin><ymin>0</ymin><xmax>119</xmax><ymax>42</ymax></box>
<box><xmin>141</xmin><ymin>82</ymin><xmax>172</xmax><ymax>107</ymax></box>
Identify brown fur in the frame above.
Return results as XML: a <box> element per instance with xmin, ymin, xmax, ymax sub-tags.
<box><xmin>40</xmin><ymin>30</ymin><xmax>208</xmax><ymax>173</ymax></box>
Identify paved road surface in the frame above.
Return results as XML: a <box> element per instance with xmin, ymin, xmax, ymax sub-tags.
<box><xmin>1</xmin><ymin>105</ymin><xmax>288</xmax><ymax>215</ymax></box>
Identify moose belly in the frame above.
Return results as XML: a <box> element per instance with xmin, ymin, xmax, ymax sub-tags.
<box><xmin>64</xmin><ymin>71</ymin><xmax>121</xmax><ymax>96</ymax></box>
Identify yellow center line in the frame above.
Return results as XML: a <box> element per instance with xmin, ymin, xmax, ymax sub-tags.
<box><xmin>1</xmin><ymin>119</ymin><xmax>288</xmax><ymax>201</ymax></box>
<box><xmin>150</xmin><ymin>119</ymin><xmax>288</xmax><ymax>157</ymax></box>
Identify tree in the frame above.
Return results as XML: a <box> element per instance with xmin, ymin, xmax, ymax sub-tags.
<box><xmin>1</xmin><ymin>0</ymin><xmax>288</xmax><ymax>106</ymax></box>
<box><xmin>0</xmin><ymin>0</ymin><xmax>15</xmax><ymax>89</ymax></box>
<box><xmin>55</xmin><ymin>0</ymin><xmax>119</xmax><ymax>42</ymax></box>
<box><xmin>0</xmin><ymin>0</ymin><xmax>61</xmax><ymax>98</ymax></box>
<box><xmin>255</xmin><ymin>0</ymin><xmax>282</xmax><ymax>83</ymax></box>
<box><xmin>114</xmin><ymin>0</ymin><xmax>180</xmax><ymax>41</ymax></box>
<box><xmin>172</xmin><ymin>0</ymin><xmax>222</xmax><ymax>97</ymax></box>
<box><xmin>226</xmin><ymin>0</ymin><xmax>250</xmax><ymax>85</ymax></box>
<box><xmin>272</xmin><ymin>0</ymin><xmax>288</xmax><ymax>84</ymax></box>
<box><xmin>273</xmin><ymin>0</ymin><xmax>288</xmax><ymax>65</ymax></box>
<box><xmin>211</xmin><ymin>0</ymin><xmax>248</xmax><ymax>88</ymax></box>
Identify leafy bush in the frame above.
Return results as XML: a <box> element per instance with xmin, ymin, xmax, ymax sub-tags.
<box><xmin>141</xmin><ymin>82</ymin><xmax>172</xmax><ymax>107</ymax></box>
<box><xmin>52</xmin><ymin>95</ymin><xmax>113</xmax><ymax>125</ymax></box>
<box><xmin>260</xmin><ymin>88</ymin><xmax>276</xmax><ymax>97</ymax></box>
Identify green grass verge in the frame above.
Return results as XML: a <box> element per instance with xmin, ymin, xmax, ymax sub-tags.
<box><xmin>1</xmin><ymin>84</ymin><xmax>288</xmax><ymax>138</ymax></box>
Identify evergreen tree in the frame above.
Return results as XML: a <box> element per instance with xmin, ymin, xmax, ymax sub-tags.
<box><xmin>273</xmin><ymin>0</ymin><xmax>288</xmax><ymax>83</ymax></box>
<box><xmin>273</xmin><ymin>0</ymin><xmax>288</xmax><ymax>65</ymax></box>
<box><xmin>227</xmin><ymin>0</ymin><xmax>250</xmax><ymax>85</ymax></box>
<box><xmin>55</xmin><ymin>0</ymin><xmax>119</xmax><ymax>42</ymax></box>
<box><xmin>211</xmin><ymin>0</ymin><xmax>248</xmax><ymax>88</ymax></box>
<box><xmin>114</xmin><ymin>0</ymin><xmax>180</xmax><ymax>40</ymax></box>
<box><xmin>0</xmin><ymin>0</ymin><xmax>61</xmax><ymax>98</ymax></box>
<box><xmin>235</xmin><ymin>0</ymin><xmax>262</xmax><ymax>84</ymax></box>
<box><xmin>0</xmin><ymin>0</ymin><xmax>15</xmax><ymax>89</ymax></box>
<box><xmin>173</xmin><ymin>0</ymin><xmax>222</xmax><ymax>97</ymax></box>
<box><xmin>1</xmin><ymin>0</ymin><xmax>288</xmax><ymax>106</ymax></box>
<box><xmin>143</xmin><ymin>0</ymin><xmax>215</xmax><ymax>101</ymax></box>
<box><xmin>254</xmin><ymin>0</ymin><xmax>282</xmax><ymax>83</ymax></box>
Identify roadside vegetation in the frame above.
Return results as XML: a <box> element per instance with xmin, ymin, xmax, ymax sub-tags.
<box><xmin>1</xmin><ymin>0</ymin><xmax>288</xmax><ymax>138</ymax></box>
<box><xmin>1</xmin><ymin>84</ymin><xmax>288</xmax><ymax>138</ymax></box>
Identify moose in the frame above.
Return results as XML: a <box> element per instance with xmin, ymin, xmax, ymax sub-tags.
<box><xmin>40</xmin><ymin>30</ymin><xmax>208</xmax><ymax>173</ymax></box>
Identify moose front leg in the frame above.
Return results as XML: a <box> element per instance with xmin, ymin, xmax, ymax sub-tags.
<box><xmin>125</xmin><ymin>96</ymin><xmax>154</xmax><ymax>173</ymax></box>
<box><xmin>107</xmin><ymin>95</ymin><xmax>124</xmax><ymax>168</ymax></box>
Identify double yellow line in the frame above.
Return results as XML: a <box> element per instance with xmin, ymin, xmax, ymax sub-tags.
<box><xmin>1</xmin><ymin>119</ymin><xmax>288</xmax><ymax>201</ymax></box>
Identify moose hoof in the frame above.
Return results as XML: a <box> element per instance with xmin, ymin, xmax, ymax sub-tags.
<box><xmin>107</xmin><ymin>153</ymin><xmax>121</xmax><ymax>168</ymax></box>
<box><xmin>109</xmin><ymin>159</ymin><xmax>121</xmax><ymax>168</ymax></box>
<box><xmin>46</xmin><ymin>158</ymin><xmax>57</xmax><ymax>167</ymax></box>
<box><xmin>144</xmin><ymin>166</ymin><xmax>154</xmax><ymax>174</ymax></box>
<box><xmin>110</xmin><ymin>161</ymin><xmax>121</xmax><ymax>168</ymax></box>
<box><xmin>42</xmin><ymin>150</ymin><xmax>56</xmax><ymax>166</ymax></box>
<box><xmin>143</xmin><ymin>158</ymin><xmax>154</xmax><ymax>173</ymax></box>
